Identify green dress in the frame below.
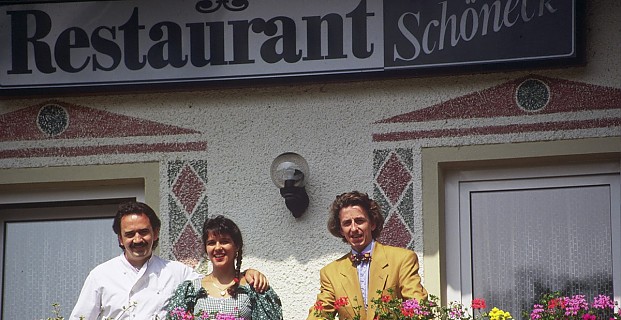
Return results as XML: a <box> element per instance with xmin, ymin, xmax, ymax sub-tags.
<box><xmin>165</xmin><ymin>278</ymin><xmax>283</xmax><ymax>320</ymax></box>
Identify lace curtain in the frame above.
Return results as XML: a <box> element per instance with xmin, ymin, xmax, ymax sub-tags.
<box><xmin>470</xmin><ymin>185</ymin><xmax>613</xmax><ymax>319</ymax></box>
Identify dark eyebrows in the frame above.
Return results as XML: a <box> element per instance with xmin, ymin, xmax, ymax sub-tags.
<box><xmin>123</xmin><ymin>228</ymin><xmax>150</xmax><ymax>236</ymax></box>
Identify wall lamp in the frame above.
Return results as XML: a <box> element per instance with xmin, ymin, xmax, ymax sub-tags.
<box><xmin>270</xmin><ymin>152</ymin><xmax>309</xmax><ymax>218</ymax></box>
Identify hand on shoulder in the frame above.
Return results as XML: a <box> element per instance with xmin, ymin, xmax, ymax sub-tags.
<box><xmin>242</xmin><ymin>269</ymin><xmax>269</xmax><ymax>293</ymax></box>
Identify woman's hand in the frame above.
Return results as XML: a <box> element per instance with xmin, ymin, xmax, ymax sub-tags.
<box><xmin>243</xmin><ymin>269</ymin><xmax>270</xmax><ymax>293</ymax></box>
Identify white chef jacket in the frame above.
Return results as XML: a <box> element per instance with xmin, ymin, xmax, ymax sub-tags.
<box><xmin>70</xmin><ymin>254</ymin><xmax>201</xmax><ymax>320</ymax></box>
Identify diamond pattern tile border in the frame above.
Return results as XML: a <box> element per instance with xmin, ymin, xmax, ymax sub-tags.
<box><xmin>373</xmin><ymin>148</ymin><xmax>416</xmax><ymax>250</ymax></box>
<box><xmin>167</xmin><ymin>160</ymin><xmax>209</xmax><ymax>268</ymax></box>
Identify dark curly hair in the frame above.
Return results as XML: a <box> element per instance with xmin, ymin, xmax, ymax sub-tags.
<box><xmin>327</xmin><ymin>191</ymin><xmax>385</xmax><ymax>242</ymax></box>
<box><xmin>202</xmin><ymin>215</ymin><xmax>244</xmax><ymax>297</ymax></box>
<box><xmin>112</xmin><ymin>201</ymin><xmax>161</xmax><ymax>250</ymax></box>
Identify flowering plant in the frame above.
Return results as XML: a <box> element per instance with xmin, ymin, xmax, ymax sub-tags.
<box><xmin>313</xmin><ymin>289</ymin><xmax>511</xmax><ymax>320</ymax></box>
<box><xmin>168</xmin><ymin>307</ymin><xmax>245</xmax><ymax>320</ymax></box>
<box><xmin>39</xmin><ymin>303</ymin><xmax>242</xmax><ymax>320</ymax></box>
<box><xmin>371</xmin><ymin>290</ymin><xmax>436</xmax><ymax>320</ymax></box>
<box><xmin>313</xmin><ymin>296</ymin><xmax>361</xmax><ymax>320</ymax></box>
<box><xmin>371</xmin><ymin>289</ymin><xmax>512</xmax><ymax>320</ymax></box>
<box><xmin>525</xmin><ymin>292</ymin><xmax>621</xmax><ymax>320</ymax></box>
<box><xmin>39</xmin><ymin>303</ymin><xmax>70</xmax><ymax>320</ymax></box>
<box><xmin>39</xmin><ymin>302</ymin><xmax>136</xmax><ymax>320</ymax></box>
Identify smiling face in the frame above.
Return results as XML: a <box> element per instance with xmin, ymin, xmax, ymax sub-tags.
<box><xmin>118</xmin><ymin>213</ymin><xmax>159</xmax><ymax>268</ymax></box>
<box><xmin>205</xmin><ymin>231</ymin><xmax>238</xmax><ymax>271</ymax></box>
<box><xmin>338</xmin><ymin>205</ymin><xmax>376</xmax><ymax>253</ymax></box>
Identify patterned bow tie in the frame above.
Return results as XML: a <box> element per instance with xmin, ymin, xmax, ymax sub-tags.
<box><xmin>350</xmin><ymin>252</ymin><xmax>371</xmax><ymax>266</ymax></box>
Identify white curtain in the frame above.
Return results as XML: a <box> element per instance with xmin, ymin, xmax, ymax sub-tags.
<box><xmin>3</xmin><ymin>217</ymin><xmax>119</xmax><ymax>319</ymax></box>
<box><xmin>470</xmin><ymin>185</ymin><xmax>613</xmax><ymax>319</ymax></box>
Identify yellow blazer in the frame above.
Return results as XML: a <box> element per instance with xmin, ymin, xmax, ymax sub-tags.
<box><xmin>307</xmin><ymin>242</ymin><xmax>428</xmax><ymax>320</ymax></box>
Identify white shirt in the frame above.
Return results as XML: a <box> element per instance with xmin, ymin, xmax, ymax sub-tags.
<box><xmin>352</xmin><ymin>240</ymin><xmax>374</xmax><ymax>307</ymax></box>
<box><xmin>70</xmin><ymin>254</ymin><xmax>201</xmax><ymax>320</ymax></box>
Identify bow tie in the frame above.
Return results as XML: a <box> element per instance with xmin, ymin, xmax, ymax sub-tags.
<box><xmin>350</xmin><ymin>252</ymin><xmax>371</xmax><ymax>266</ymax></box>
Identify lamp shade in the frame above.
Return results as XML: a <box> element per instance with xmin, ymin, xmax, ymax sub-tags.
<box><xmin>270</xmin><ymin>152</ymin><xmax>309</xmax><ymax>188</ymax></box>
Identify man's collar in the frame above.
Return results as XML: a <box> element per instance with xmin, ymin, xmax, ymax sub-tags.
<box><xmin>351</xmin><ymin>240</ymin><xmax>375</xmax><ymax>255</ymax></box>
<box><xmin>121</xmin><ymin>253</ymin><xmax>153</xmax><ymax>272</ymax></box>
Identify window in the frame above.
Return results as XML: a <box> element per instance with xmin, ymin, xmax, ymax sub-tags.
<box><xmin>445</xmin><ymin>162</ymin><xmax>621</xmax><ymax>318</ymax></box>
<box><xmin>0</xmin><ymin>184</ymin><xmax>144</xmax><ymax>319</ymax></box>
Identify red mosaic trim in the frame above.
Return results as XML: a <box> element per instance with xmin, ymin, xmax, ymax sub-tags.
<box><xmin>373</xmin><ymin>118</ymin><xmax>621</xmax><ymax>142</ymax></box>
<box><xmin>0</xmin><ymin>100</ymin><xmax>200</xmax><ymax>142</ymax></box>
<box><xmin>377</xmin><ymin>75</ymin><xmax>621</xmax><ymax>123</ymax></box>
<box><xmin>0</xmin><ymin>141</ymin><xmax>207</xmax><ymax>159</ymax></box>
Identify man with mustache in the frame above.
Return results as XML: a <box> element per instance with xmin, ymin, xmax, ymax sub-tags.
<box><xmin>70</xmin><ymin>201</ymin><xmax>268</xmax><ymax>320</ymax></box>
<box><xmin>307</xmin><ymin>191</ymin><xmax>428</xmax><ymax>320</ymax></box>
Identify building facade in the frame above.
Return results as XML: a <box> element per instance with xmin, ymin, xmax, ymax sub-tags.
<box><xmin>0</xmin><ymin>0</ymin><xmax>619</xmax><ymax>319</ymax></box>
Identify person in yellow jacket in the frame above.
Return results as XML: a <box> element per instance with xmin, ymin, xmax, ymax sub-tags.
<box><xmin>307</xmin><ymin>191</ymin><xmax>428</xmax><ymax>320</ymax></box>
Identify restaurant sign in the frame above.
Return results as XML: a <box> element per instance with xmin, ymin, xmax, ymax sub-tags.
<box><xmin>0</xmin><ymin>0</ymin><xmax>579</xmax><ymax>93</ymax></box>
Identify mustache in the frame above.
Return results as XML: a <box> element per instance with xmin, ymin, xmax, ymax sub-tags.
<box><xmin>119</xmin><ymin>242</ymin><xmax>148</xmax><ymax>250</ymax></box>
<box><xmin>119</xmin><ymin>240</ymin><xmax>152</xmax><ymax>250</ymax></box>
<box><xmin>129</xmin><ymin>242</ymin><xmax>148</xmax><ymax>249</ymax></box>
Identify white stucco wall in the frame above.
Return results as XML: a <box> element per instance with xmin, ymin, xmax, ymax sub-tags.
<box><xmin>1</xmin><ymin>1</ymin><xmax>620</xmax><ymax>319</ymax></box>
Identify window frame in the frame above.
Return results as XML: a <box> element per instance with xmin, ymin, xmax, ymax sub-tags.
<box><xmin>0</xmin><ymin>162</ymin><xmax>159</xmax><ymax>318</ymax></box>
<box><xmin>444</xmin><ymin>162</ymin><xmax>621</xmax><ymax>307</ymax></box>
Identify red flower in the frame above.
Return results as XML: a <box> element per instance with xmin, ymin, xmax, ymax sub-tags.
<box><xmin>233</xmin><ymin>277</ymin><xmax>239</xmax><ymax>283</ymax></box>
<box><xmin>582</xmin><ymin>314</ymin><xmax>596</xmax><ymax>320</ymax></box>
<box><xmin>381</xmin><ymin>295</ymin><xmax>392</xmax><ymax>303</ymax></box>
<box><xmin>334</xmin><ymin>297</ymin><xmax>350</xmax><ymax>309</ymax></box>
<box><xmin>548</xmin><ymin>298</ymin><xmax>566</xmax><ymax>310</ymax></box>
<box><xmin>314</xmin><ymin>301</ymin><xmax>324</xmax><ymax>311</ymax></box>
<box><xmin>401</xmin><ymin>307</ymin><xmax>415</xmax><ymax>317</ymax></box>
<box><xmin>472</xmin><ymin>298</ymin><xmax>487</xmax><ymax>310</ymax></box>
